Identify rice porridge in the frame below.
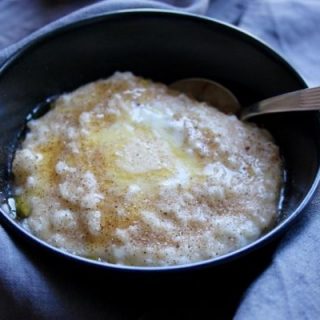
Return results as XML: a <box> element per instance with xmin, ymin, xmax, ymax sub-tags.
<box><xmin>13</xmin><ymin>72</ymin><xmax>282</xmax><ymax>266</ymax></box>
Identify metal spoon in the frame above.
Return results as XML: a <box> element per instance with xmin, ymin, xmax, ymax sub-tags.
<box><xmin>170</xmin><ymin>78</ymin><xmax>241</xmax><ymax>115</ymax></box>
<box><xmin>170</xmin><ymin>78</ymin><xmax>320</xmax><ymax>121</ymax></box>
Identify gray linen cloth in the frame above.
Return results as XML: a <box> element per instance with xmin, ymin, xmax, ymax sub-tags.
<box><xmin>0</xmin><ymin>1</ymin><xmax>319</xmax><ymax>319</ymax></box>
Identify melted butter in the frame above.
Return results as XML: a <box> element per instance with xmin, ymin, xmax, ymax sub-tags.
<box><xmin>83</xmin><ymin>105</ymin><xmax>203</xmax><ymax>189</ymax></box>
<box><xmin>22</xmin><ymin>137</ymin><xmax>63</xmax><ymax>198</ymax></box>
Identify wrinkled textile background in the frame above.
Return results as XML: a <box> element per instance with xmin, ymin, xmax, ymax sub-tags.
<box><xmin>0</xmin><ymin>1</ymin><xmax>319</xmax><ymax>319</ymax></box>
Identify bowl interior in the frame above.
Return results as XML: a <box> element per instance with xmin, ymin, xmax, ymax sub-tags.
<box><xmin>0</xmin><ymin>10</ymin><xmax>319</xmax><ymax>269</ymax></box>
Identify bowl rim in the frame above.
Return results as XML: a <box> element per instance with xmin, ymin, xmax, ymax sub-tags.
<box><xmin>1</xmin><ymin>8</ymin><xmax>319</xmax><ymax>273</ymax></box>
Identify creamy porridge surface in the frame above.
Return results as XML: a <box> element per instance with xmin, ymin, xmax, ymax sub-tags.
<box><xmin>13</xmin><ymin>72</ymin><xmax>282</xmax><ymax>266</ymax></box>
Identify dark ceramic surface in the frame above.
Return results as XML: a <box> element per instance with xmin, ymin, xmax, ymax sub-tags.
<box><xmin>0</xmin><ymin>10</ymin><xmax>319</xmax><ymax>272</ymax></box>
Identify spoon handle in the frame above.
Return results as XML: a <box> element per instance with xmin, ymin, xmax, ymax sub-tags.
<box><xmin>241</xmin><ymin>86</ymin><xmax>320</xmax><ymax>121</ymax></box>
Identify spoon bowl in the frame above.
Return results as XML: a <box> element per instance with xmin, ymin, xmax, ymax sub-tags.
<box><xmin>170</xmin><ymin>78</ymin><xmax>241</xmax><ymax>114</ymax></box>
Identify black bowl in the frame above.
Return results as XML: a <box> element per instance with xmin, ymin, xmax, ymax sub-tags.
<box><xmin>0</xmin><ymin>9</ymin><xmax>319</xmax><ymax>273</ymax></box>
